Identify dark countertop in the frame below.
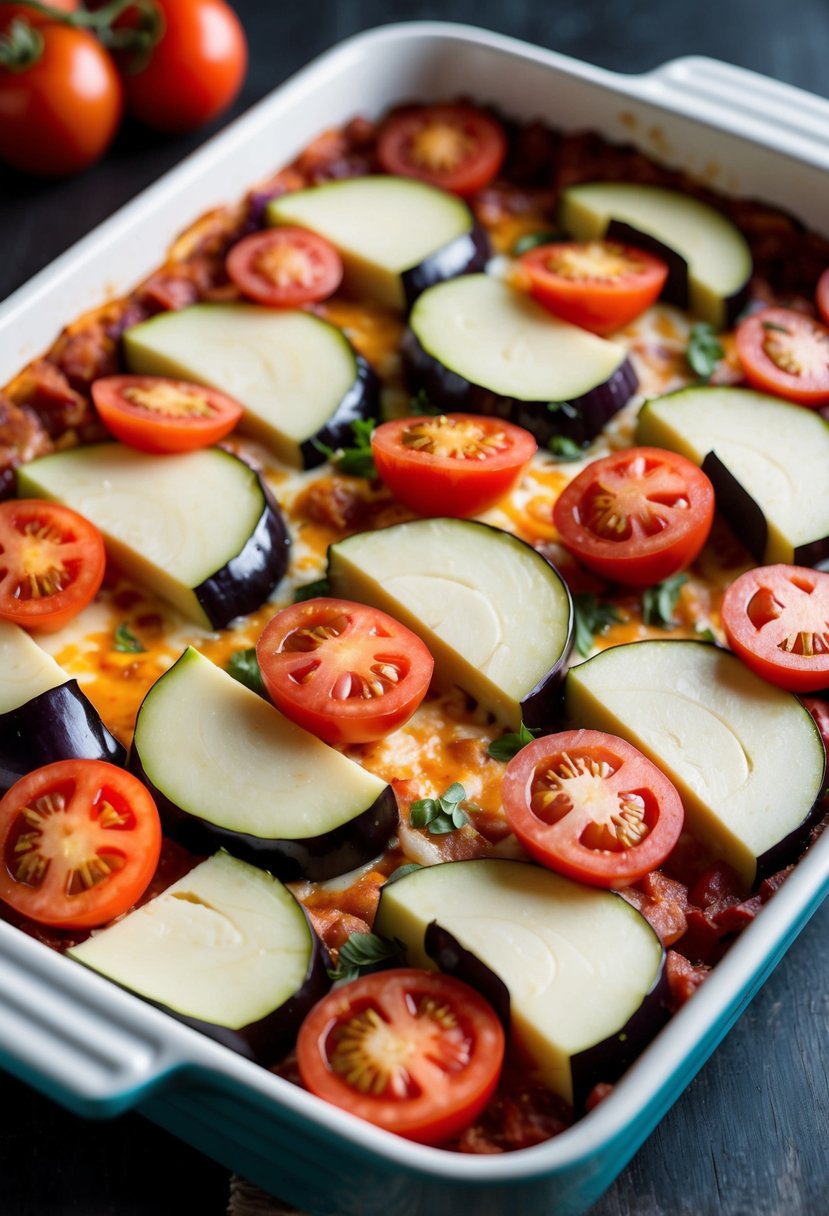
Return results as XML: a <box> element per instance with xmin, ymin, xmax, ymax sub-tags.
<box><xmin>1</xmin><ymin>3</ymin><xmax>829</xmax><ymax>1214</ymax></box>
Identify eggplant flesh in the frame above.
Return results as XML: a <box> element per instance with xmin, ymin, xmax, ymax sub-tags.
<box><xmin>298</xmin><ymin>355</ymin><xmax>381</xmax><ymax>469</ymax></box>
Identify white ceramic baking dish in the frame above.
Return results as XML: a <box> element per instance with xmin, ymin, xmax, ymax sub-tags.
<box><xmin>0</xmin><ymin>22</ymin><xmax>828</xmax><ymax>1216</ymax></box>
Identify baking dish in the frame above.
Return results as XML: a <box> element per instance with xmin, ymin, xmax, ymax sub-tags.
<box><xmin>1</xmin><ymin>21</ymin><xmax>829</xmax><ymax>1216</ymax></box>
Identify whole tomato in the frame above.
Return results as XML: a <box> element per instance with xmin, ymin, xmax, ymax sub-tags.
<box><xmin>0</xmin><ymin>23</ymin><xmax>122</xmax><ymax>175</ymax></box>
<box><xmin>123</xmin><ymin>0</ymin><xmax>247</xmax><ymax>134</ymax></box>
<box><xmin>0</xmin><ymin>0</ymin><xmax>78</xmax><ymax>28</ymax></box>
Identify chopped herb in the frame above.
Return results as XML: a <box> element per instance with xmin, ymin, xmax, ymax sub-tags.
<box><xmin>573</xmin><ymin>593</ymin><xmax>623</xmax><ymax>657</ymax></box>
<box><xmin>546</xmin><ymin>400</ymin><xmax>580</xmax><ymax>420</ymax></box>
<box><xmin>686</xmin><ymin>322</ymin><xmax>724</xmax><ymax>383</ymax></box>
<box><xmin>293</xmin><ymin>578</ymin><xmax>330</xmax><ymax>603</ymax></box>
<box><xmin>548</xmin><ymin>435</ymin><xmax>585</xmax><ymax>462</ymax></box>
<box><xmin>761</xmin><ymin>320</ymin><xmax>789</xmax><ymax>334</ymax></box>
<box><xmin>694</xmin><ymin>621</ymin><xmax>718</xmax><ymax>644</ymax></box>
<box><xmin>511</xmin><ymin>230</ymin><xmax>561</xmax><ymax>256</ymax></box>
<box><xmin>327</xmin><ymin>931</ymin><xmax>406</xmax><ymax>983</ymax></box>
<box><xmin>642</xmin><ymin>574</ymin><xmax>688</xmax><ymax>629</ymax></box>
<box><xmin>227</xmin><ymin>647</ymin><xmax>265</xmax><ymax>695</ymax></box>
<box><xmin>383</xmin><ymin>862</ymin><xmax>423</xmax><ymax>886</ymax></box>
<box><xmin>313</xmin><ymin>417</ymin><xmax>377</xmax><ymax>478</ymax></box>
<box><xmin>113</xmin><ymin>623</ymin><xmax>145</xmax><ymax>653</ymax></box>
<box><xmin>410</xmin><ymin>781</ymin><xmax>478</xmax><ymax>835</ymax></box>
<box><xmin>487</xmin><ymin>721</ymin><xmax>540</xmax><ymax>762</ymax></box>
<box><xmin>409</xmin><ymin>388</ymin><xmax>443</xmax><ymax>416</ymax></box>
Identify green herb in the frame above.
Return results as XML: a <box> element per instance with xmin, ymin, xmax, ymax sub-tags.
<box><xmin>313</xmin><ymin>417</ymin><xmax>377</xmax><ymax>478</ymax></box>
<box><xmin>487</xmin><ymin>721</ymin><xmax>540</xmax><ymax>762</ymax></box>
<box><xmin>686</xmin><ymin>322</ymin><xmax>724</xmax><ymax>383</ymax></box>
<box><xmin>694</xmin><ymin>621</ymin><xmax>717</xmax><ymax>644</ymax></box>
<box><xmin>113</xmin><ymin>623</ymin><xmax>145</xmax><ymax>653</ymax></box>
<box><xmin>511</xmin><ymin>230</ymin><xmax>561</xmax><ymax>256</ymax></box>
<box><xmin>573</xmin><ymin>593</ymin><xmax>623</xmax><ymax>657</ymax></box>
<box><xmin>327</xmin><ymin>931</ymin><xmax>407</xmax><ymax>983</ymax></box>
<box><xmin>547</xmin><ymin>400</ymin><xmax>580</xmax><ymax>420</ymax></box>
<box><xmin>548</xmin><ymin>435</ymin><xmax>585</xmax><ymax>462</ymax></box>
<box><xmin>227</xmin><ymin>647</ymin><xmax>265</xmax><ymax>695</ymax></box>
<box><xmin>383</xmin><ymin>862</ymin><xmax>423</xmax><ymax>886</ymax></box>
<box><xmin>642</xmin><ymin>574</ymin><xmax>688</xmax><ymax>629</ymax></box>
<box><xmin>409</xmin><ymin>388</ymin><xmax>443</xmax><ymax>416</ymax></box>
<box><xmin>410</xmin><ymin>781</ymin><xmax>478</xmax><ymax>835</ymax></box>
<box><xmin>293</xmin><ymin>578</ymin><xmax>330</xmax><ymax>603</ymax></box>
<box><xmin>761</xmin><ymin>320</ymin><xmax>789</xmax><ymax>334</ymax></box>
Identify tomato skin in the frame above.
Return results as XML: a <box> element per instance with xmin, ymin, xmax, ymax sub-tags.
<box><xmin>122</xmin><ymin>0</ymin><xmax>247</xmax><ymax>134</ymax></box>
<box><xmin>816</xmin><ymin>269</ymin><xmax>829</xmax><ymax>327</ymax></box>
<box><xmin>376</xmin><ymin>104</ymin><xmax>506</xmax><ymax>196</ymax></box>
<box><xmin>0</xmin><ymin>499</ymin><xmax>106</xmax><ymax>632</ymax></box>
<box><xmin>91</xmin><ymin>375</ymin><xmax>243</xmax><ymax>453</ymax></box>
<box><xmin>735</xmin><ymin>307</ymin><xmax>829</xmax><ymax>407</ymax></box>
<box><xmin>0</xmin><ymin>1</ymin><xmax>78</xmax><ymax>27</ymax></box>
<box><xmin>502</xmin><ymin>730</ymin><xmax>685</xmax><ymax>887</ymax></box>
<box><xmin>0</xmin><ymin>760</ymin><xmax>161</xmax><ymax>929</ymax></box>
<box><xmin>256</xmin><ymin>598</ymin><xmax>434</xmax><ymax>746</ymax></box>
<box><xmin>0</xmin><ymin>24</ymin><xmax>122</xmax><ymax>176</ymax></box>
<box><xmin>721</xmin><ymin>565</ymin><xmax>829</xmax><ymax>693</ymax></box>
<box><xmin>226</xmin><ymin>228</ymin><xmax>343</xmax><ymax>308</ymax></box>
<box><xmin>296</xmin><ymin>968</ymin><xmax>505</xmax><ymax>1145</ymax></box>
<box><xmin>552</xmin><ymin>447</ymin><xmax>715</xmax><ymax>587</ymax></box>
<box><xmin>371</xmin><ymin>414</ymin><xmax>537</xmax><ymax>518</ymax></box>
<box><xmin>520</xmin><ymin>240</ymin><xmax>669</xmax><ymax>335</ymax></box>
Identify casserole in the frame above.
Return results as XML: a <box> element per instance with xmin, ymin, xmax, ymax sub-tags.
<box><xmin>1</xmin><ymin>20</ymin><xmax>829</xmax><ymax>1215</ymax></box>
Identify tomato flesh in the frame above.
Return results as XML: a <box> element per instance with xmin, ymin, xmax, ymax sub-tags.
<box><xmin>502</xmin><ymin>730</ymin><xmax>685</xmax><ymax>887</ymax></box>
<box><xmin>296</xmin><ymin>969</ymin><xmax>505</xmax><ymax>1144</ymax></box>
<box><xmin>735</xmin><ymin>307</ymin><xmax>829</xmax><ymax>407</ymax></box>
<box><xmin>817</xmin><ymin>268</ymin><xmax>829</xmax><ymax>328</ymax></box>
<box><xmin>519</xmin><ymin>240</ymin><xmax>669</xmax><ymax>335</ymax></box>
<box><xmin>376</xmin><ymin>104</ymin><xmax>506</xmax><ymax>196</ymax></box>
<box><xmin>0</xmin><ymin>500</ymin><xmax>106</xmax><ymax>632</ymax></box>
<box><xmin>552</xmin><ymin>447</ymin><xmax>715</xmax><ymax>586</ymax></box>
<box><xmin>256</xmin><ymin>598</ymin><xmax>434</xmax><ymax>745</ymax></box>
<box><xmin>226</xmin><ymin>228</ymin><xmax>343</xmax><ymax>307</ymax></box>
<box><xmin>91</xmin><ymin>375</ymin><xmax>244</xmax><ymax>453</ymax></box>
<box><xmin>721</xmin><ymin>564</ymin><xmax>829</xmax><ymax>692</ymax></box>
<box><xmin>0</xmin><ymin>760</ymin><xmax>161</xmax><ymax>929</ymax></box>
<box><xmin>371</xmin><ymin>414</ymin><xmax>537</xmax><ymax>518</ymax></box>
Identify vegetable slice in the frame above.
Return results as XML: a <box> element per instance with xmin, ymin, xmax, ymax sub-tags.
<box><xmin>226</xmin><ymin>228</ymin><xmax>343</xmax><ymax>307</ymax></box>
<box><xmin>376</xmin><ymin>104</ymin><xmax>507</xmax><ymax>196</ymax></box>
<box><xmin>91</xmin><ymin>375</ymin><xmax>243</xmax><ymax>453</ymax></box>
<box><xmin>735</xmin><ymin>307</ymin><xmax>829</xmax><ymax>407</ymax></box>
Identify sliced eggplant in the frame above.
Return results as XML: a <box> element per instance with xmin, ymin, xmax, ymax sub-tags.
<box><xmin>123</xmin><ymin>302</ymin><xmax>379</xmax><ymax>468</ymax></box>
<box><xmin>0</xmin><ymin>621</ymin><xmax>125</xmax><ymax>792</ymax></box>
<box><xmin>374</xmin><ymin>857</ymin><xmax>667</xmax><ymax>1110</ymax></box>
<box><xmin>565</xmin><ymin>639</ymin><xmax>826</xmax><ymax>887</ymax></box>
<box><xmin>558</xmin><ymin>182</ymin><xmax>752</xmax><ymax>328</ymax></box>
<box><xmin>266</xmin><ymin>176</ymin><xmax>488</xmax><ymax>311</ymax></box>
<box><xmin>16</xmin><ymin>443</ymin><xmax>290</xmax><ymax>629</ymax></box>
<box><xmin>327</xmin><ymin>518</ymin><xmax>572</xmax><ymax>730</ymax></box>
<box><xmin>402</xmin><ymin>274</ymin><xmax>637</xmax><ymax>446</ymax></box>
<box><xmin>69</xmin><ymin>851</ymin><xmax>329</xmax><ymax>1064</ymax></box>
<box><xmin>131</xmin><ymin>647</ymin><xmax>397</xmax><ymax>881</ymax></box>
<box><xmin>636</xmin><ymin>385</ymin><xmax>829</xmax><ymax>566</ymax></box>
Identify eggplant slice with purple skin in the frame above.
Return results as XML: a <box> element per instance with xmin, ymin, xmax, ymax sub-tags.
<box><xmin>130</xmin><ymin>647</ymin><xmax>397</xmax><ymax>883</ymax></box>
<box><xmin>69</xmin><ymin>851</ymin><xmax>330</xmax><ymax>1065</ymax></box>
<box><xmin>402</xmin><ymin>274</ymin><xmax>638</xmax><ymax>447</ymax></box>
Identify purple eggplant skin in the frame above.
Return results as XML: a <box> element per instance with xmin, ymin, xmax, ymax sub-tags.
<box><xmin>0</xmin><ymin>680</ymin><xmax>126</xmax><ymax>794</ymax></box>
<box><xmin>129</xmin><ymin>746</ymin><xmax>398</xmax><ymax>883</ymax></box>
<box><xmin>401</xmin><ymin>327</ymin><xmax>638</xmax><ymax>448</ymax></box>
<box><xmin>298</xmin><ymin>355</ymin><xmax>381</xmax><ymax>470</ymax></box>
<box><xmin>400</xmin><ymin>222</ymin><xmax>490</xmax><ymax>308</ymax></box>
<box><xmin>424</xmin><ymin>921</ymin><xmax>511</xmax><ymax>1033</ymax></box>
<box><xmin>194</xmin><ymin>468</ymin><xmax>290</xmax><ymax>630</ymax></box>
<box><xmin>520</xmin><ymin>654</ymin><xmax>572</xmax><ymax>733</ymax></box>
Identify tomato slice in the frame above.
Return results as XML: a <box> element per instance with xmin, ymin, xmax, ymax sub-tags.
<box><xmin>501</xmin><ymin>730</ymin><xmax>684</xmax><ymax>887</ymax></box>
<box><xmin>256</xmin><ymin>598</ymin><xmax>434</xmax><ymax>745</ymax></box>
<box><xmin>552</xmin><ymin>447</ymin><xmax>715</xmax><ymax>586</ymax></box>
<box><xmin>735</xmin><ymin>307</ymin><xmax>829</xmax><ymax>407</ymax></box>
<box><xmin>0</xmin><ymin>500</ymin><xmax>106</xmax><ymax>632</ymax></box>
<box><xmin>91</xmin><ymin>375</ymin><xmax>243</xmax><ymax>453</ymax></box>
<box><xmin>376</xmin><ymin>104</ymin><xmax>506</xmax><ymax>196</ymax></box>
<box><xmin>721</xmin><ymin>564</ymin><xmax>829</xmax><ymax>692</ymax></box>
<box><xmin>816</xmin><ymin>268</ymin><xmax>829</xmax><ymax>328</ymax></box>
<box><xmin>519</xmin><ymin>240</ymin><xmax>669</xmax><ymax>335</ymax></box>
<box><xmin>371</xmin><ymin>414</ymin><xmax>537</xmax><ymax>518</ymax></box>
<box><xmin>226</xmin><ymin>227</ymin><xmax>343</xmax><ymax>307</ymax></box>
<box><xmin>0</xmin><ymin>760</ymin><xmax>161</xmax><ymax>929</ymax></box>
<box><xmin>296</xmin><ymin>968</ymin><xmax>505</xmax><ymax>1144</ymax></box>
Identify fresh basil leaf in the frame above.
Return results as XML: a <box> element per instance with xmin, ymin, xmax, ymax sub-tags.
<box><xmin>409</xmin><ymin>797</ymin><xmax>439</xmax><ymax>829</ymax></box>
<box><xmin>642</xmin><ymin>574</ymin><xmax>688</xmax><ymax>629</ymax></box>
<box><xmin>686</xmin><ymin>322</ymin><xmax>724</xmax><ymax>383</ymax></box>
<box><xmin>573</xmin><ymin>593</ymin><xmax>624</xmax><ymax>657</ymax></box>
<box><xmin>511</xmin><ymin>230</ymin><xmax>561</xmax><ymax>256</ymax></box>
<box><xmin>226</xmin><ymin>647</ymin><xmax>265</xmax><ymax>695</ymax></box>
<box><xmin>441</xmin><ymin>782</ymin><xmax>466</xmax><ymax>806</ymax></box>
<box><xmin>487</xmin><ymin>721</ymin><xmax>540</xmax><ymax>761</ymax></box>
<box><xmin>694</xmin><ymin>621</ymin><xmax>717</xmax><ymax>644</ymax></box>
<box><xmin>313</xmin><ymin>417</ymin><xmax>377</xmax><ymax>478</ymax></box>
<box><xmin>548</xmin><ymin>435</ymin><xmax>585</xmax><ymax>462</ymax></box>
<box><xmin>383</xmin><ymin>862</ymin><xmax>423</xmax><ymax>886</ymax></box>
<box><xmin>293</xmin><ymin>578</ymin><xmax>330</xmax><ymax>603</ymax></box>
<box><xmin>327</xmin><ymin>931</ymin><xmax>406</xmax><ymax>983</ymax></box>
<box><xmin>546</xmin><ymin>400</ymin><xmax>580</xmax><ymax>420</ymax></box>
<box><xmin>113</xmin><ymin>623</ymin><xmax>145</xmax><ymax>653</ymax></box>
<box><xmin>410</xmin><ymin>783</ymin><xmax>475</xmax><ymax>835</ymax></box>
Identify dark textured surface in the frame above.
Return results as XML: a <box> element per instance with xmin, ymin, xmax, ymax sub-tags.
<box><xmin>1</xmin><ymin>2</ymin><xmax>829</xmax><ymax>1214</ymax></box>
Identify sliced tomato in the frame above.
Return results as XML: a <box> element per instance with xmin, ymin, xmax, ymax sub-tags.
<box><xmin>296</xmin><ymin>968</ymin><xmax>505</xmax><ymax>1144</ymax></box>
<box><xmin>256</xmin><ymin>598</ymin><xmax>433</xmax><ymax>745</ymax></box>
<box><xmin>721</xmin><ymin>564</ymin><xmax>829</xmax><ymax>692</ymax></box>
<box><xmin>552</xmin><ymin>447</ymin><xmax>714</xmax><ymax>586</ymax></box>
<box><xmin>376</xmin><ymin>104</ymin><xmax>506</xmax><ymax>196</ymax></box>
<box><xmin>371</xmin><ymin>414</ymin><xmax>536</xmax><ymax>518</ymax></box>
<box><xmin>0</xmin><ymin>500</ymin><xmax>106</xmax><ymax>632</ymax></box>
<box><xmin>519</xmin><ymin>240</ymin><xmax>669</xmax><ymax>335</ymax></box>
<box><xmin>0</xmin><ymin>760</ymin><xmax>161</xmax><ymax>929</ymax></box>
<box><xmin>226</xmin><ymin>227</ymin><xmax>343</xmax><ymax>307</ymax></box>
<box><xmin>735</xmin><ymin>307</ymin><xmax>829</xmax><ymax>407</ymax></box>
<box><xmin>501</xmin><ymin>729</ymin><xmax>684</xmax><ymax>887</ymax></box>
<box><xmin>816</xmin><ymin>268</ymin><xmax>829</xmax><ymax>327</ymax></box>
<box><xmin>91</xmin><ymin>375</ymin><xmax>243</xmax><ymax>453</ymax></box>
